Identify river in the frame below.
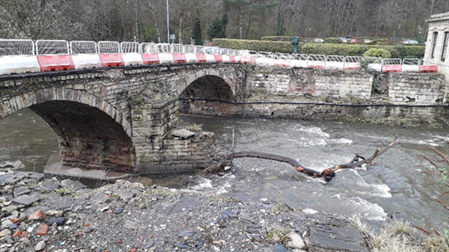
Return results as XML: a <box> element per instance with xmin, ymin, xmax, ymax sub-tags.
<box><xmin>1</xmin><ymin>108</ymin><xmax>448</xmax><ymax>229</ymax></box>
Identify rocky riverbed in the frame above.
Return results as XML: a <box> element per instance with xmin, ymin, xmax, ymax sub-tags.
<box><xmin>0</xmin><ymin>168</ymin><xmax>374</xmax><ymax>252</ymax></box>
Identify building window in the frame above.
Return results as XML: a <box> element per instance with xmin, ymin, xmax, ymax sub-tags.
<box><xmin>442</xmin><ymin>32</ymin><xmax>449</xmax><ymax>62</ymax></box>
<box><xmin>431</xmin><ymin>32</ymin><xmax>438</xmax><ymax>59</ymax></box>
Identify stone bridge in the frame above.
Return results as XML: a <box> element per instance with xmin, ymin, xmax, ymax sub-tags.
<box><xmin>0</xmin><ymin>63</ymin><xmax>245</xmax><ymax>175</ymax></box>
<box><xmin>0</xmin><ymin>63</ymin><xmax>448</xmax><ymax>175</ymax></box>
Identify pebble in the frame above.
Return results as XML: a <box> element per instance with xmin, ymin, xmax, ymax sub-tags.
<box><xmin>28</xmin><ymin>210</ymin><xmax>46</xmax><ymax>221</ymax></box>
<box><xmin>114</xmin><ymin>207</ymin><xmax>124</xmax><ymax>214</ymax></box>
<box><xmin>0</xmin><ymin>229</ymin><xmax>11</xmax><ymax>237</ymax></box>
<box><xmin>35</xmin><ymin>240</ymin><xmax>46</xmax><ymax>251</ymax></box>
<box><xmin>47</xmin><ymin>217</ymin><xmax>66</xmax><ymax>226</ymax></box>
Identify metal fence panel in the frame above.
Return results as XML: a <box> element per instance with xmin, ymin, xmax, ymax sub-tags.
<box><xmin>121</xmin><ymin>42</ymin><xmax>140</xmax><ymax>53</ymax></box>
<box><xmin>0</xmin><ymin>39</ymin><xmax>35</xmax><ymax>56</ymax></box>
<box><xmin>70</xmin><ymin>41</ymin><xmax>97</xmax><ymax>54</ymax></box>
<box><xmin>142</xmin><ymin>43</ymin><xmax>157</xmax><ymax>53</ymax></box>
<box><xmin>36</xmin><ymin>40</ymin><xmax>69</xmax><ymax>55</ymax></box>
<box><xmin>98</xmin><ymin>41</ymin><xmax>120</xmax><ymax>54</ymax></box>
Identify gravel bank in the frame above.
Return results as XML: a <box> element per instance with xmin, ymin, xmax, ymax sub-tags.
<box><xmin>0</xmin><ymin>168</ymin><xmax>370</xmax><ymax>252</ymax></box>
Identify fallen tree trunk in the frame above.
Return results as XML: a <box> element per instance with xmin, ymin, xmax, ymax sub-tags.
<box><xmin>199</xmin><ymin>135</ymin><xmax>398</xmax><ymax>182</ymax></box>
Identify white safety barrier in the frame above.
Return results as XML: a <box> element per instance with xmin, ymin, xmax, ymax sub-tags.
<box><xmin>205</xmin><ymin>54</ymin><xmax>215</xmax><ymax>63</ymax></box>
<box><xmin>0</xmin><ymin>39</ymin><xmax>438</xmax><ymax>76</ymax></box>
<box><xmin>185</xmin><ymin>53</ymin><xmax>198</xmax><ymax>63</ymax></box>
<box><xmin>158</xmin><ymin>53</ymin><xmax>174</xmax><ymax>64</ymax></box>
<box><xmin>325</xmin><ymin>55</ymin><xmax>344</xmax><ymax>69</ymax></box>
<box><xmin>72</xmin><ymin>54</ymin><xmax>102</xmax><ymax>69</ymax></box>
<box><xmin>256</xmin><ymin>57</ymin><xmax>275</xmax><ymax>66</ymax></box>
<box><xmin>0</xmin><ymin>55</ymin><xmax>40</xmax><ymax>74</ymax></box>
<box><xmin>365</xmin><ymin>57</ymin><xmax>382</xmax><ymax>72</ymax></box>
<box><xmin>402</xmin><ymin>58</ymin><xmax>420</xmax><ymax>72</ymax></box>
<box><xmin>290</xmin><ymin>54</ymin><xmax>308</xmax><ymax>68</ymax></box>
<box><xmin>221</xmin><ymin>55</ymin><xmax>230</xmax><ymax>63</ymax></box>
<box><xmin>122</xmin><ymin>53</ymin><xmax>143</xmax><ymax>66</ymax></box>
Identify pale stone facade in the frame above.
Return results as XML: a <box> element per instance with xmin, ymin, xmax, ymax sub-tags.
<box><xmin>424</xmin><ymin>11</ymin><xmax>449</xmax><ymax>79</ymax></box>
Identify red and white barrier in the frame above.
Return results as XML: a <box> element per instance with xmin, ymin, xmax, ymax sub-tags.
<box><xmin>381</xmin><ymin>65</ymin><xmax>402</xmax><ymax>73</ymax></box>
<box><xmin>213</xmin><ymin>55</ymin><xmax>222</xmax><ymax>63</ymax></box>
<box><xmin>343</xmin><ymin>62</ymin><xmax>361</xmax><ymax>70</ymax></box>
<box><xmin>196</xmin><ymin>54</ymin><xmax>207</xmax><ymax>63</ymax></box>
<box><xmin>274</xmin><ymin>59</ymin><xmax>291</xmax><ymax>67</ymax></box>
<box><xmin>172</xmin><ymin>53</ymin><xmax>187</xmax><ymax>63</ymax></box>
<box><xmin>0</xmin><ymin>55</ymin><xmax>41</xmax><ymax>75</ymax></box>
<box><xmin>308</xmin><ymin>61</ymin><xmax>326</xmax><ymax>69</ymax></box>
<box><xmin>240</xmin><ymin>56</ymin><xmax>256</xmax><ymax>64</ymax></box>
<box><xmin>37</xmin><ymin>55</ymin><xmax>75</xmax><ymax>72</ymax></box>
<box><xmin>141</xmin><ymin>53</ymin><xmax>160</xmax><ymax>65</ymax></box>
<box><xmin>99</xmin><ymin>54</ymin><xmax>124</xmax><ymax>67</ymax></box>
<box><xmin>307</xmin><ymin>55</ymin><xmax>326</xmax><ymax>69</ymax></box>
<box><xmin>72</xmin><ymin>54</ymin><xmax>102</xmax><ymax>69</ymax></box>
<box><xmin>419</xmin><ymin>65</ymin><xmax>438</xmax><ymax>73</ymax></box>
<box><xmin>343</xmin><ymin>56</ymin><xmax>362</xmax><ymax>70</ymax></box>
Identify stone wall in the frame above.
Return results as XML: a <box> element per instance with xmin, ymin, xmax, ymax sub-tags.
<box><xmin>183</xmin><ymin>66</ymin><xmax>449</xmax><ymax>127</ymax></box>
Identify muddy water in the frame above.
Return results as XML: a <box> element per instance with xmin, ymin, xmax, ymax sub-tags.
<box><xmin>0</xmin><ymin>109</ymin><xmax>448</xmax><ymax>229</ymax></box>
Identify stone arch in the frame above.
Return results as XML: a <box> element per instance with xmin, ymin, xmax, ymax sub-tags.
<box><xmin>179</xmin><ymin>75</ymin><xmax>235</xmax><ymax>101</ymax></box>
<box><xmin>175</xmin><ymin>66</ymin><xmax>238</xmax><ymax>98</ymax></box>
<box><xmin>0</xmin><ymin>87</ymin><xmax>135</xmax><ymax>173</ymax></box>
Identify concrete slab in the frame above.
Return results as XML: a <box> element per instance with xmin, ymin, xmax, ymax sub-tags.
<box><xmin>172</xmin><ymin>129</ymin><xmax>195</xmax><ymax>139</ymax></box>
<box><xmin>44</xmin><ymin>154</ymin><xmax>130</xmax><ymax>181</ymax></box>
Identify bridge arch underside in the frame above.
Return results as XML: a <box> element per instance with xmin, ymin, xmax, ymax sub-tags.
<box><xmin>179</xmin><ymin>75</ymin><xmax>235</xmax><ymax>114</ymax></box>
<box><xmin>30</xmin><ymin>101</ymin><xmax>135</xmax><ymax>173</ymax></box>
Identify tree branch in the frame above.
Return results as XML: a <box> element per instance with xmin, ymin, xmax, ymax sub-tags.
<box><xmin>200</xmin><ymin>135</ymin><xmax>398</xmax><ymax>182</ymax></box>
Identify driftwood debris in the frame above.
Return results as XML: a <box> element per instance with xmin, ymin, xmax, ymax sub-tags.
<box><xmin>199</xmin><ymin>135</ymin><xmax>398</xmax><ymax>182</ymax></box>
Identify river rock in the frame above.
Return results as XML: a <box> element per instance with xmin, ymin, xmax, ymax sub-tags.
<box><xmin>0</xmin><ymin>229</ymin><xmax>11</xmax><ymax>238</ymax></box>
<box><xmin>35</xmin><ymin>240</ymin><xmax>46</xmax><ymax>251</ymax></box>
<box><xmin>287</xmin><ymin>231</ymin><xmax>306</xmax><ymax>249</ymax></box>
<box><xmin>12</xmin><ymin>195</ymin><xmax>39</xmax><ymax>206</ymax></box>
<box><xmin>60</xmin><ymin>179</ymin><xmax>86</xmax><ymax>191</ymax></box>
<box><xmin>0</xmin><ymin>161</ymin><xmax>25</xmax><ymax>169</ymax></box>
<box><xmin>308</xmin><ymin>219</ymin><xmax>368</xmax><ymax>252</ymax></box>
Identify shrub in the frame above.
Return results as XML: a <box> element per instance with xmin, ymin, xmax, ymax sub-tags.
<box><xmin>213</xmin><ymin>38</ymin><xmax>294</xmax><ymax>53</ymax></box>
<box><xmin>324</xmin><ymin>37</ymin><xmax>343</xmax><ymax>44</ymax></box>
<box><xmin>261</xmin><ymin>36</ymin><xmax>293</xmax><ymax>41</ymax></box>
<box><xmin>212</xmin><ymin>38</ymin><xmax>424</xmax><ymax>58</ymax></box>
<box><xmin>363</xmin><ymin>48</ymin><xmax>392</xmax><ymax>58</ymax></box>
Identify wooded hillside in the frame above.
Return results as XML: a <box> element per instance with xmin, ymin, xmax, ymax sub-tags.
<box><xmin>0</xmin><ymin>0</ymin><xmax>448</xmax><ymax>43</ymax></box>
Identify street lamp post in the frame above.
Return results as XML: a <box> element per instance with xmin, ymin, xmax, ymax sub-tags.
<box><xmin>166</xmin><ymin>0</ymin><xmax>170</xmax><ymax>43</ymax></box>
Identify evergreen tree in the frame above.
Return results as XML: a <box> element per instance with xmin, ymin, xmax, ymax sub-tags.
<box><xmin>192</xmin><ymin>18</ymin><xmax>202</xmax><ymax>45</ymax></box>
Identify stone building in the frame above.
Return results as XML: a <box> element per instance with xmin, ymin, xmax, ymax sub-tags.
<box><xmin>424</xmin><ymin>11</ymin><xmax>449</xmax><ymax>79</ymax></box>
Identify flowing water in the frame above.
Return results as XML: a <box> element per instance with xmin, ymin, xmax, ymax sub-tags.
<box><xmin>1</xmin><ymin>108</ymin><xmax>448</xmax><ymax>229</ymax></box>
